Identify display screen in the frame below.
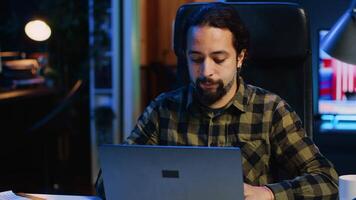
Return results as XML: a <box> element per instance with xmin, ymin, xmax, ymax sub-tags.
<box><xmin>318</xmin><ymin>30</ymin><xmax>356</xmax><ymax>131</ymax></box>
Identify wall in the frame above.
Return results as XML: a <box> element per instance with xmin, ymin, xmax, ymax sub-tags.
<box><xmin>140</xmin><ymin>0</ymin><xmax>217</xmax><ymax>66</ymax></box>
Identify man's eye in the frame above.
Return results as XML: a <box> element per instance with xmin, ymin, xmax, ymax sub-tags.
<box><xmin>214</xmin><ymin>58</ymin><xmax>226</xmax><ymax>64</ymax></box>
<box><xmin>190</xmin><ymin>57</ymin><xmax>204</xmax><ymax>63</ymax></box>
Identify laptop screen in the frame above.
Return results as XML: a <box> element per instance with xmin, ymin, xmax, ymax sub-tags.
<box><xmin>99</xmin><ymin>145</ymin><xmax>244</xmax><ymax>200</ymax></box>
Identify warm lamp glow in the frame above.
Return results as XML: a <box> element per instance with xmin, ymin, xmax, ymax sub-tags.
<box><xmin>25</xmin><ymin>20</ymin><xmax>51</xmax><ymax>42</ymax></box>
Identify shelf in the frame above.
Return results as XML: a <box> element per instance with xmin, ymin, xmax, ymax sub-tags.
<box><xmin>0</xmin><ymin>86</ymin><xmax>53</xmax><ymax>102</ymax></box>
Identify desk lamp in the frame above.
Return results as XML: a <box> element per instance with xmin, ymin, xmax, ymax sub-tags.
<box><xmin>321</xmin><ymin>0</ymin><xmax>356</xmax><ymax>64</ymax></box>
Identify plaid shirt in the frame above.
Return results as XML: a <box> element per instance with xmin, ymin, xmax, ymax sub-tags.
<box><xmin>96</xmin><ymin>77</ymin><xmax>338</xmax><ymax>199</ymax></box>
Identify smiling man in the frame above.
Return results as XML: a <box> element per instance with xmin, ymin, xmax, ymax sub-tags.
<box><xmin>96</xmin><ymin>3</ymin><xmax>338</xmax><ymax>200</ymax></box>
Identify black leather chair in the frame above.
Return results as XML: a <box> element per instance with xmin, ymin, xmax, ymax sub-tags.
<box><xmin>173</xmin><ymin>2</ymin><xmax>313</xmax><ymax>138</ymax></box>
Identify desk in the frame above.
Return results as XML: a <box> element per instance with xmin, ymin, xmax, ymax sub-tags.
<box><xmin>22</xmin><ymin>193</ymin><xmax>101</xmax><ymax>200</ymax></box>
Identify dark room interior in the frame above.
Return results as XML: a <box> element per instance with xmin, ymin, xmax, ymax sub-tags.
<box><xmin>0</xmin><ymin>0</ymin><xmax>356</xmax><ymax>199</ymax></box>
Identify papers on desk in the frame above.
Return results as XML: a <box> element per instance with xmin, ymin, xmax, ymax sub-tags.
<box><xmin>0</xmin><ymin>191</ymin><xmax>101</xmax><ymax>200</ymax></box>
<box><xmin>0</xmin><ymin>191</ymin><xmax>30</xmax><ymax>200</ymax></box>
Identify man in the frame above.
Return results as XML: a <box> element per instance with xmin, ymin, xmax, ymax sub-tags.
<box><xmin>97</xmin><ymin>3</ymin><xmax>338</xmax><ymax>199</ymax></box>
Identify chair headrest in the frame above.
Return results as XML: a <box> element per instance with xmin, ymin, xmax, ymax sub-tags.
<box><xmin>173</xmin><ymin>2</ymin><xmax>310</xmax><ymax>61</ymax></box>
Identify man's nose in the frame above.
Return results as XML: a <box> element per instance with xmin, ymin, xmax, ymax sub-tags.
<box><xmin>200</xmin><ymin>60</ymin><xmax>214</xmax><ymax>77</ymax></box>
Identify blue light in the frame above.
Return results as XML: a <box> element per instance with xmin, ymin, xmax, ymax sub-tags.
<box><xmin>320</xmin><ymin>114</ymin><xmax>356</xmax><ymax>131</ymax></box>
<box><xmin>321</xmin><ymin>114</ymin><xmax>335</xmax><ymax>121</ymax></box>
<box><xmin>335</xmin><ymin>123</ymin><xmax>356</xmax><ymax>130</ymax></box>
<box><xmin>320</xmin><ymin>122</ymin><xmax>334</xmax><ymax>130</ymax></box>
<box><xmin>335</xmin><ymin>115</ymin><xmax>356</xmax><ymax>121</ymax></box>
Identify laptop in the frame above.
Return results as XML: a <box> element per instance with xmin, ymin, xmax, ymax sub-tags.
<box><xmin>98</xmin><ymin>144</ymin><xmax>244</xmax><ymax>200</ymax></box>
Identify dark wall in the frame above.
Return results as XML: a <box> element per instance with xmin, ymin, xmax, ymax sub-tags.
<box><xmin>0</xmin><ymin>0</ymin><xmax>47</xmax><ymax>52</ymax></box>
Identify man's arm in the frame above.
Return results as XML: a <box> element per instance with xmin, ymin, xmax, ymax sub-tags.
<box><xmin>266</xmin><ymin>100</ymin><xmax>338</xmax><ymax>199</ymax></box>
<box><xmin>125</xmin><ymin>97</ymin><xmax>160</xmax><ymax>145</ymax></box>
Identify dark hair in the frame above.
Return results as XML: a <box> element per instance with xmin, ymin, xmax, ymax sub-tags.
<box><xmin>183</xmin><ymin>2</ymin><xmax>250</xmax><ymax>56</ymax></box>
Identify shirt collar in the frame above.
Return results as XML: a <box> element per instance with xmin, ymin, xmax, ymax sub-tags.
<box><xmin>231</xmin><ymin>76</ymin><xmax>251</xmax><ymax>112</ymax></box>
<box><xmin>186</xmin><ymin>76</ymin><xmax>251</xmax><ymax>113</ymax></box>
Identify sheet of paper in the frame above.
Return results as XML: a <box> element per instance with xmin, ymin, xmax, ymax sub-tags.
<box><xmin>0</xmin><ymin>191</ymin><xmax>30</xmax><ymax>200</ymax></box>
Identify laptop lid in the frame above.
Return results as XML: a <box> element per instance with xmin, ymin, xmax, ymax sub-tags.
<box><xmin>99</xmin><ymin>145</ymin><xmax>244</xmax><ymax>200</ymax></box>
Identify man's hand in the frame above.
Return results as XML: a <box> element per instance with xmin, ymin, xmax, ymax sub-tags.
<box><xmin>244</xmin><ymin>183</ymin><xmax>274</xmax><ymax>200</ymax></box>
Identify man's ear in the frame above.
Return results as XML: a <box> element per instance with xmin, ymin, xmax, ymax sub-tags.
<box><xmin>237</xmin><ymin>49</ymin><xmax>246</xmax><ymax>69</ymax></box>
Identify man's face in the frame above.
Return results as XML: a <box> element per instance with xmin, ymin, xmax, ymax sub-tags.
<box><xmin>186</xmin><ymin>25</ymin><xmax>244</xmax><ymax>106</ymax></box>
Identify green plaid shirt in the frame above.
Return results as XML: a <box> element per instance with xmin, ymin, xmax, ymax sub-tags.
<box><xmin>96</xmin><ymin>77</ymin><xmax>338</xmax><ymax>199</ymax></box>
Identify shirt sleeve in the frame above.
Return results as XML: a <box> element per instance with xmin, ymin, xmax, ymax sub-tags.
<box><xmin>125</xmin><ymin>97</ymin><xmax>161</xmax><ymax>145</ymax></box>
<box><xmin>266</xmin><ymin>100</ymin><xmax>338</xmax><ymax>199</ymax></box>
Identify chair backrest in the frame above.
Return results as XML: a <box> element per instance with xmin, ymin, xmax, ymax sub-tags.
<box><xmin>173</xmin><ymin>2</ymin><xmax>313</xmax><ymax>137</ymax></box>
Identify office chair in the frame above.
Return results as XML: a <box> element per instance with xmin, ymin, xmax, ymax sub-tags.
<box><xmin>173</xmin><ymin>2</ymin><xmax>313</xmax><ymax>138</ymax></box>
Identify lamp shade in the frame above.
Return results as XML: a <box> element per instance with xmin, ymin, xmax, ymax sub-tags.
<box><xmin>24</xmin><ymin>20</ymin><xmax>51</xmax><ymax>42</ymax></box>
<box><xmin>321</xmin><ymin>8</ymin><xmax>356</xmax><ymax>64</ymax></box>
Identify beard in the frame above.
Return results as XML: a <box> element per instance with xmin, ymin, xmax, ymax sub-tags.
<box><xmin>193</xmin><ymin>73</ymin><xmax>236</xmax><ymax>106</ymax></box>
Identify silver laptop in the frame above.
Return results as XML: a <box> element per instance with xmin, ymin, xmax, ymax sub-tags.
<box><xmin>99</xmin><ymin>144</ymin><xmax>244</xmax><ymax>200</ymax></box>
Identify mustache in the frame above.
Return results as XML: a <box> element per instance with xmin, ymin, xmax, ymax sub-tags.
<box><xmin>196</xmin><ymin>77</ymin><xmax>219</xmax><ymax>85</ymax></box>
